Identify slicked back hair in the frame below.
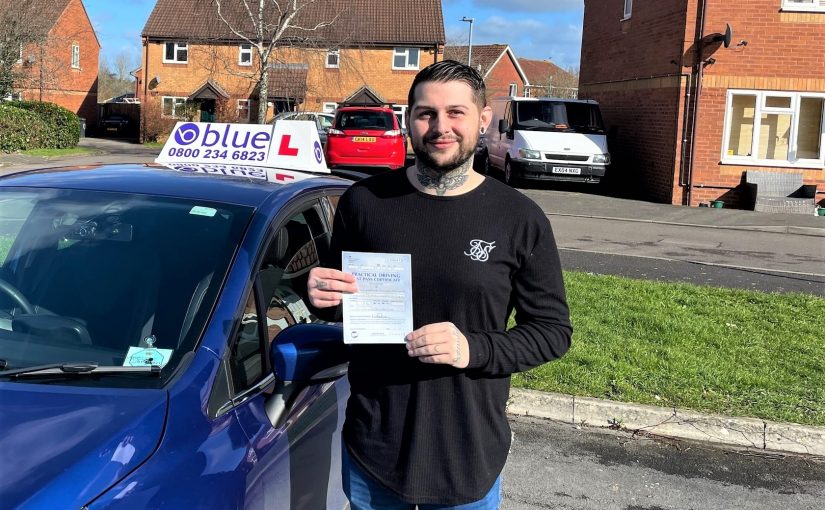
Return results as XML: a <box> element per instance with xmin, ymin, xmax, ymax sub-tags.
<box><xmin>407</xmin><ymin>60</ymin><xmax>487</xmax><ymax>110</ymax></box>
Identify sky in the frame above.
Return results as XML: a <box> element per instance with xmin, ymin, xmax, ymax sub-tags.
<box><xmin>84</xmin><ymin>0</ymin><xmax>584</xmax><ymax>72</ymax></box>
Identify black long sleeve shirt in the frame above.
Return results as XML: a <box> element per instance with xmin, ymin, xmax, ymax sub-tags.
<box><xmin>327</xmin><ymin>170</ymin><xmax>572</xmax><ymax>504</ymax></box>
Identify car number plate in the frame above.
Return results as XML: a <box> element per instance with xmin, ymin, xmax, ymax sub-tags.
<box><xmin>552</xmin><ymin>166</ymin><xmax>581</xmax><ymax>175</ymax></box>
<box><xmin>352</xmin><ymin>137</ymin><xmax>376</xmax><ymax>143</ymax></box>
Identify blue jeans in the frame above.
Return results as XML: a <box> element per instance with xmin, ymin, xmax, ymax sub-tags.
<box><xmin>341</xmin><ymin>447</ymin><xmax>502</xmax><ymax>510</ymax></box>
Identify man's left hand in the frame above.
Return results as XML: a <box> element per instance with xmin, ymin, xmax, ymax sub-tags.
<box><xmin>405</xmin><ymin>322</ymin><xmax>469</xmax><ymax>369</ymax></box>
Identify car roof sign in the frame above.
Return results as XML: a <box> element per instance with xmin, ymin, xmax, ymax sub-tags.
<box><xmin>155</xmin><ymin>120</ymin><xmax>331</xmax><ymax>182</ymax></box>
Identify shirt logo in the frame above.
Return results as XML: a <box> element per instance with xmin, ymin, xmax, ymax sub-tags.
<box><xmin>464</xmin><ymin>239</ymin><xmax>496</xmax><ymax>262</ymax></box>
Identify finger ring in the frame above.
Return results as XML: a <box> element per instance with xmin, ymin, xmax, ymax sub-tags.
<box><xmin>434</xmin><ymin>344</ymin><xmax>440</xmax><ymax>354</ymax></box>
<box><xmin>316</xmin><ymin>279</ymin><xmax>327</xmax><ymax>289</ymax></box>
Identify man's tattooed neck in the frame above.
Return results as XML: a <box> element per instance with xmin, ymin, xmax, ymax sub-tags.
<box><xmin>416</xmin><ymin>166</ymin><xmax>470</xmax><ymax>196</ymax></box>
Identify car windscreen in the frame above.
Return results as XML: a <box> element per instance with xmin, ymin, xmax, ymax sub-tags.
<box><xmin>335</xmin><ymin>110</ymin><xmax>395</xmax><ymax>131</ymax></box>
<box><xmin>0</xmin><ymin>188</ymin><xmax>253</xmax><ymax>387</ymax></box>
<box><xmin>514</xmin><ymin>101</ymin><xmax>606</xmax><ymax>134</ymax></box>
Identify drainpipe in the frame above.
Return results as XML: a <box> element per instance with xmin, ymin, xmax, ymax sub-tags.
<box><xmin>142</xmin><ymin>37</ymin><xmax>149</xmax><ymax>143</ymax></box>
<box><xmin>684</xmin><ymin>0</ymin><xmax>708</xmax><ymax>206</ymax></box>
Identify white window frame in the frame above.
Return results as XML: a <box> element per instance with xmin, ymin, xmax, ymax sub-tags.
<box><xmin>623</xmin><ymin>0</ymin><xmax>633</xmax><ymax>19</ymax></box>
<box><xmin>71</xmin><ymin>43</ymin><xmax>80</xmax><ymax>69</ymax></box>
<box><xmin>508</xmin><ymin>83</ymin><xmax>518</xmax><ymax>96</ymax></box>
<box><xmin>237</xmin><ymin>99</ymin><xmax>251</xmax><ymax>122</ymax></box>
<box><xmin>781</xmin><ymin>0</ymin><xmax>825</xmax><ymax>12</ymax></box>
<box><xmin>163</xmin><ymin>42</ymin><xmax>188</xmax><ymax>64</ymax></box>
<box><xmin>393</xmin><ymin>105</ymin><xmax>408</xmax><ymax>127</ymax></box>
<box><xmin>325</xmin><ymin>49</ymin><xmax>340</xmax><ymax>68</ymax></box>
<box><xmin>721</xmin><ymin>89</ymin><xmax>825</xmax><ymax>169</ymax></box>
<box><xmin>392</xmin><ymin>47</ymin><xmax>420</xmax><ymax>70</ymax></box>
<box><xmin>239</xmin><ymin>44</ymin><xmax>252</xmax><ymax>66</ymax></box>
<box><xmin>161</xmin><ymin>96</ymin><xmax>188</xmax><ymax>118</ymax></box>
<box><xmin>16</xmin><ymin>43</ymin><xmax>23</xmax><ymax>64</ymax></box>
<box><xmin>322</xmin><ymin>102</ymin><xmax>337</xmax><ymax>113</ymax></box>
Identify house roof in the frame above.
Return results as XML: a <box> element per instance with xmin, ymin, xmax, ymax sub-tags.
<box><xmin>443</xmin><ymin>44</ymin><xmax>528</xmax><ymax>84</ymax></box>
<box><xmin>143</xmin><ymin>0</ymin><xmax>445</xmax><ymax>46</ymax></box>
<box><xmin>189</xmin><ymin>79</ymin><xmax>230</xmax><ymax>100</ymax></box>
<box><xmin>266</xmin><ymin>64</ymin><xmax>309</xmax><ymax>100</ymax></box>
<box><xmin>517</xmin><ymin>58</ymin><xmax>574</xmax><ymax>87</ymax></box>
<box><xmin>0</xmin><ymin>0</ymin><xmax>100</xmax><ymax>47</ymax></box>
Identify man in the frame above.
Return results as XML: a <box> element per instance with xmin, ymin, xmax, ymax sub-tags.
<box><xmin>308</xmin><ymin>60</ymin><xmax>572</xmax><ymax>509</ymax></box>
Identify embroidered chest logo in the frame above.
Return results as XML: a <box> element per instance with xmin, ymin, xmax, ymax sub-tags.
<box><xmin>464</xmin><ymin>239</ymin><xmax>496</xmax><ymax>262</ymax></box>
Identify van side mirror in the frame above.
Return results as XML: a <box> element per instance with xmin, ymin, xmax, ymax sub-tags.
<box><xmin>498</xmin><ymin>119</ymin><xmax>508</xmax><ymax>134</ymax></box>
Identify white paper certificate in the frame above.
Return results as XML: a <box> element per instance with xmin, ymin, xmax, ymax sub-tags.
<box><xmin>342</xmin><ymin>251</ymin><xmax>413</xmax><ymax>344</ymax></box>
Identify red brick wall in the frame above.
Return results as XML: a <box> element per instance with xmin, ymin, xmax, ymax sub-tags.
<box><xmin>17</xmin><ymin>0</ymin><xmax>100</xmax><ymax>128</ymax></box>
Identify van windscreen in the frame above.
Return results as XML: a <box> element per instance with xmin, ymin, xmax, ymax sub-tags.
<box><xmin>514</xmin><ymin>101</ymin><xmax>605</xmax><ymax>134</ymax></box>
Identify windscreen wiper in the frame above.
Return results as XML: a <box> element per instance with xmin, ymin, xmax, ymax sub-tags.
<box><xmin>0</xmin><ymin>362</ymin><xmax>161</xmax><ymax>379</ymax></box>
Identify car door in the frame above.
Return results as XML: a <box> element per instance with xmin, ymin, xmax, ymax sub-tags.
<box><xmin>221</xmin><ymin>198</ymin><xmax>349</xmax><ymax>509</ymax></box>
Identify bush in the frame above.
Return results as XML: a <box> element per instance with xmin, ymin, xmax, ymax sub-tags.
<box><xmin>6</xmin><ymin>100</ymin><xmax>80</xmax><ymax>149</ymax></box>
<box><xmin>141</xmin><ymin>99</ymin><xmax>178</xmax><ymax>143</ymax></box>
<box><xmin>0</xmin><ymin>104</ymin><xmax>47</xmax><ymax>153</ymax></box>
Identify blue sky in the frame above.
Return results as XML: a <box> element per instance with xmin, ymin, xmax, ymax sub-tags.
<box><xmin>84</xmin><ymin>0</ymin><xmax>583</xmax><ymax>71</ymax></box>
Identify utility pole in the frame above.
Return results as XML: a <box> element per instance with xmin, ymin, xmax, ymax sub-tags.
<box><xmin>460</xmin><ymin>17</ymin><xmax>474</xmax><ymax>67</ymax></box>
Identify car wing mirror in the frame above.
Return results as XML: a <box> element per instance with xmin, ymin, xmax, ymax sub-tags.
<box><xmin>270</xmin><ymin>323</ymin><xmax>348</xmax><ymax>383</ymax></box>
<box><xmin>498</xmin><ymin>119</ymin><xmax>509</xmax><ymax>134</ymax></box>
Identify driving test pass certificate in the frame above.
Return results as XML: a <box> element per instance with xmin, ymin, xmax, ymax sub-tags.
<box><xmin>342</xmin><ymin>251</ymin><xmax>413</xmax><ymax>344</ymax></box>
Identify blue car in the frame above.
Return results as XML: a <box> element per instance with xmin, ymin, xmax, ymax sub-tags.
<box><xmin>0</xmin><ymin>164</ymin><xmax>352</xmax><ymax>509</ymax></box>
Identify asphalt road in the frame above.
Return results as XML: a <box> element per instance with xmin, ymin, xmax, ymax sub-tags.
<box><xmin>502</xmin><ymin>415</ymin><xmax>825</xmax><ymax>510</ymax></box>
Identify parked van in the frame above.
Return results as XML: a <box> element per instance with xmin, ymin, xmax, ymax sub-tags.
<box><xmin>481</xmin><ymin>97</ymin><xmax>611</xmax><ymax>185</ymax></box>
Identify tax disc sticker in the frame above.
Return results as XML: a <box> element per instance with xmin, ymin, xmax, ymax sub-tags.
<box><xmin>123</xmin><ymin>337</ymin><xmax>174</xmax><ymax>368</ymax></box>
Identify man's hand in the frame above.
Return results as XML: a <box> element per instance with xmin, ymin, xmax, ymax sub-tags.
<box><xmin>405</xmin><ymin>322</ymin><xmax>469</xmax><ymax>369</ymax></box>
<box><xmin>307</xmin><ymin>267</ymin><xmax>358</xmax><ymax>308</ymax></box>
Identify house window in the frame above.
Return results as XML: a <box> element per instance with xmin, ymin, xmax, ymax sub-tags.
<box><xmin>326</xmin><ymin>49</ymin><xmax>339</xmax><ymax>68</ymax></box>
<box><xmin>392</xmin><ymin>47</ymin><xmax>420</xmax><ymax>70</ymax></box>
<box><xmin>781</xmin><ymin>0</ymin><xmax>825</xmax><ymax>12</ymax></box>
<box><xmin>239</xmin><ymin>44</ymin><xmax>252</xmax><ymax>66</ymax></box>
<box><xmin>722</xmin><ymin>90</ymin><xmax>825</xmax><ymax>168</ymax></box>
<box><xmin>393</xmin><ymin>105</ymin><xmax>408</xmax><ymax>128</ymax></box>
<box><xmin>623</xmin><ymin>0</ymin><xmax>633</xmax><ymax>18</ymax></box>
<box><xmin>162</xmin><ymin>96</ymin><xmax>188</xmax><ymax>118</ymax></box>
<box><xmin>16</xmin><ymin>43</ymin><xmax>23</xmax><ymax>64</ymax></box>
<box><xmin>322</xmin><ymin>102</ymin><xmax>337</xmax><ymax>113</ymax></box>
<box><xmin>237</xmin><ymin>99</ymin><xmax>251</xmax><ymax>122</ymax></box>
<box><xmin>163</xmin><ymin>42</ymin><xmax>188</xmax><ymax>64</ymax></box>
<box><xmin>71</xmin><ymin>44</ymin><xmax>80</xmax><ymax>69</ymax></box>
<box><xmin>508</xmin><ymin>83</ymin><xmax>517</xmax><ymax>96</ymax></box>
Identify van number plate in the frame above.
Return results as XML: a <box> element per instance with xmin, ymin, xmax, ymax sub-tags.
<box><xmin>552</xmin><ymin>166</ymin><xmax>581</xmax><ymax>175</ymax></box>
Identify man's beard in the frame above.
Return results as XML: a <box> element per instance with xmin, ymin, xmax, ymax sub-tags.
<box><xmin>412</xmin><ymin>133</ymin><xmax>478</xmax><ymax>175</ymax></box>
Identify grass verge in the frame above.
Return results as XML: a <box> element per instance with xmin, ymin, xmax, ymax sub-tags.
<box><xmin>512</xmin><ymin>271</ymin><xmax>825</xmax><ymax>427</ymax></box>
<box><xmin>21</xmin><ymin>147</ymin><xmax>97</xmax><ymax>157</ymax></box>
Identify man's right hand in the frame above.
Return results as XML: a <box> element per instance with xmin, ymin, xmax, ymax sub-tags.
<box><xmin>307</xmin><ymin>267</ymin><xmax>358</xmax><ymax>308</ymax></box>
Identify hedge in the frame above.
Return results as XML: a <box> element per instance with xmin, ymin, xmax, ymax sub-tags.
<box><xmin>5</xmin><ymin>100</ymin><xmax>80</xmax><ymax>149</ymax></box>
<box><xmin>0</xmin><ymin>104</ymin><xmax>48</xmax><ymax>153</ymax></box>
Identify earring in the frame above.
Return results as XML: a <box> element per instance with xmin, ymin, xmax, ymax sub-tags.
<box><xmin>479</xmin><ymin>127</ymin><xmax>486</xmax><ymax>135</ymax></box>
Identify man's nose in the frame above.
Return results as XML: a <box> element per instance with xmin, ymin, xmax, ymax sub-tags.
<box><xmin>430</xmin><ymin>113</ymin><xmax>451</xmax><ymax>134</ymax></box>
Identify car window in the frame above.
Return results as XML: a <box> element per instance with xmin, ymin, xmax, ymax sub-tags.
<box><xmin>0</xmin><ymin>188</ymin><xmax>252</xmax><ymax>386</ymax></box>
<box><xmin>337</xmin><ymin>110</ymin><xmax>395</xmax><ymax>131</ymax></box>
<box><xmin>227</xmin><ymin>203</ymin><xmax>330</xmax><ymax>395</ymax></box>
<box><xmin>318</xmin><ymin>115</ymin><xmax>333</xmax><ymax>129</ymax></box>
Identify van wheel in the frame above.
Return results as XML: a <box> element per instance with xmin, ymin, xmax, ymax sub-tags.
<box><xmin>504</xmin><ymin>159</ymin><xmax>514</xmax><ymax>185</ymax></box>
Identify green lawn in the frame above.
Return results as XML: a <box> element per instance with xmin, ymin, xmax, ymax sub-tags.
<box><xmin>21</xmin><ymin>147</ymin><xmax>96</xmax><ymax>157</ymax></box>
<box><xmin>142</xmin><ymin>141</ymin><xmax>164</xmax><ymax>149</ymax></box>
<box><xmin>512</xmin><ymin>271</ymin><xmax>825</xmax><ymax>426</ymax></box>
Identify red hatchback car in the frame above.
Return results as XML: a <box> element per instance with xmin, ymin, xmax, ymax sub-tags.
<box><xmin>325</xmin><ymin>106</ymin><xmax>407</xmax><ymax>170</ymax></box>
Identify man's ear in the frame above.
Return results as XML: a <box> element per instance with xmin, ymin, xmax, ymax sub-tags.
<box><xmin>480</xmin><ymin>106</ymin><xmax>493</xmax><ymax>132</ymax></box>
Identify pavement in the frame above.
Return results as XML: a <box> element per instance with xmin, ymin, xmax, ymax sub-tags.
<box><xmin>1</xmin><ymin>138</ymin><xmax>823</xmax><ymax>457</ymax></box>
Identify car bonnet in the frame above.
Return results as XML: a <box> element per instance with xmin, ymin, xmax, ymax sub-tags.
<box><xmin>0</xmin><ymin>382</ymin><xmax>167</xmax><ymax>508</ymax></box>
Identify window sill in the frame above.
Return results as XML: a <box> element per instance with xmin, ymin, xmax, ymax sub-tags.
<box><xmin>721</xmin><ymin>158</ymin><xmax>825</xmax><ymax>170</ymax></box>
<box><xmin>162</xmin><ymin>61</ymin><xmax>188</xmax><ymax>65</ymax></box>
<box><xmin>780</xmin><ymin>7</ymin><xmax>825</xmax><ymax>13</ymax></box>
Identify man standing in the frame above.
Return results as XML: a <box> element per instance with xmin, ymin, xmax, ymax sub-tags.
<box><xmin>308</xmin><ymin>60</ymin><xmax>572</xmax><ymax>509</ymax></box>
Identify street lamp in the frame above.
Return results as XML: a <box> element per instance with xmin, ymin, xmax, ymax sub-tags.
<box><xmin>460</xmin><ymin>16</ymin><xmax>474</xmax><ymax>67</ymax></box>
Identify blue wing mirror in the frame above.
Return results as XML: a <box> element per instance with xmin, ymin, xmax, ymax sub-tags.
<box><xmin>270</xmin><ymin>323</ymin><xmax>348</xmax><ymax>383</ymax></box>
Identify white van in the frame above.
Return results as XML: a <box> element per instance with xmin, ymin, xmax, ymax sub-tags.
<box><xmin>481</xmin><ymin>97</ymin><xmax>611</xmax><ymax>185</ymax></box>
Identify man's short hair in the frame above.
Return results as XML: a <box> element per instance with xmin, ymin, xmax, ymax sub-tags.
<box><xmin>407</xmin><ymin>60</ymin><xmax>487</xmax><ymax>110</ymax></box>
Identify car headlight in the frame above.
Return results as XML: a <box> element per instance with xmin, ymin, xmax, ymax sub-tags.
<box><xmin>593</xmin><ymin>153</ymin><xmax>611</xmax><ymax>164</ymax></box>
<box><xmin>518</xmin><ymin>148</ymin><xmax>541</xmax><ymax>160</ymax></box>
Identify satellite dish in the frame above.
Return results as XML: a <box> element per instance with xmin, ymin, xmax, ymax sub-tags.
<box><xmin>722</xmin><ymin>23</ymin><xmax>732</xmax><ymax>48</ymax></box>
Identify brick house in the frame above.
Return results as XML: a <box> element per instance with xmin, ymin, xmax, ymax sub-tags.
<box><xmin>138</xmin><ymin>0</ymin><xmax>444</xmax><ymax>131</ymax></box>
<box><xmin>518</xmin><ymin>58</ymin><xmax>578</xmax><ymax>99</ymax></box>
<box><xmin>580</xmin><ymin>0</ymin><xmax>825</xmax><ymax>208</ymax></box>
<box><xmin>8</xmin><ymin>0</ymin><xmax>100</xmax><ymax>129</ymax></box>
<box><xmin>444</xmin><ymin>44</ymin><xmax>528</xmax><ymax>99</ymax></box>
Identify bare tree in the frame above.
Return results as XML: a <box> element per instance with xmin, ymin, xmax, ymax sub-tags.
<box><xmin>99</xmin><ymin>52</ymin><xmax>137</xmax><ymax>101</ymax></box>
<box><xmin>212</xmin><ymin>0</ymin><xmax>339</xmax><ymax>123</ymax></box>
<box><xmin>0</xmin><ymin>4</ymin><xmax>49</xmax><ymax>98</ymax></box>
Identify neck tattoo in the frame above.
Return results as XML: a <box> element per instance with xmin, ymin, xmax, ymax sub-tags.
<box><xmin>416</xmin><ymin>167</ymin><xmax>469</xmax><ymax>196</ymax></box>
